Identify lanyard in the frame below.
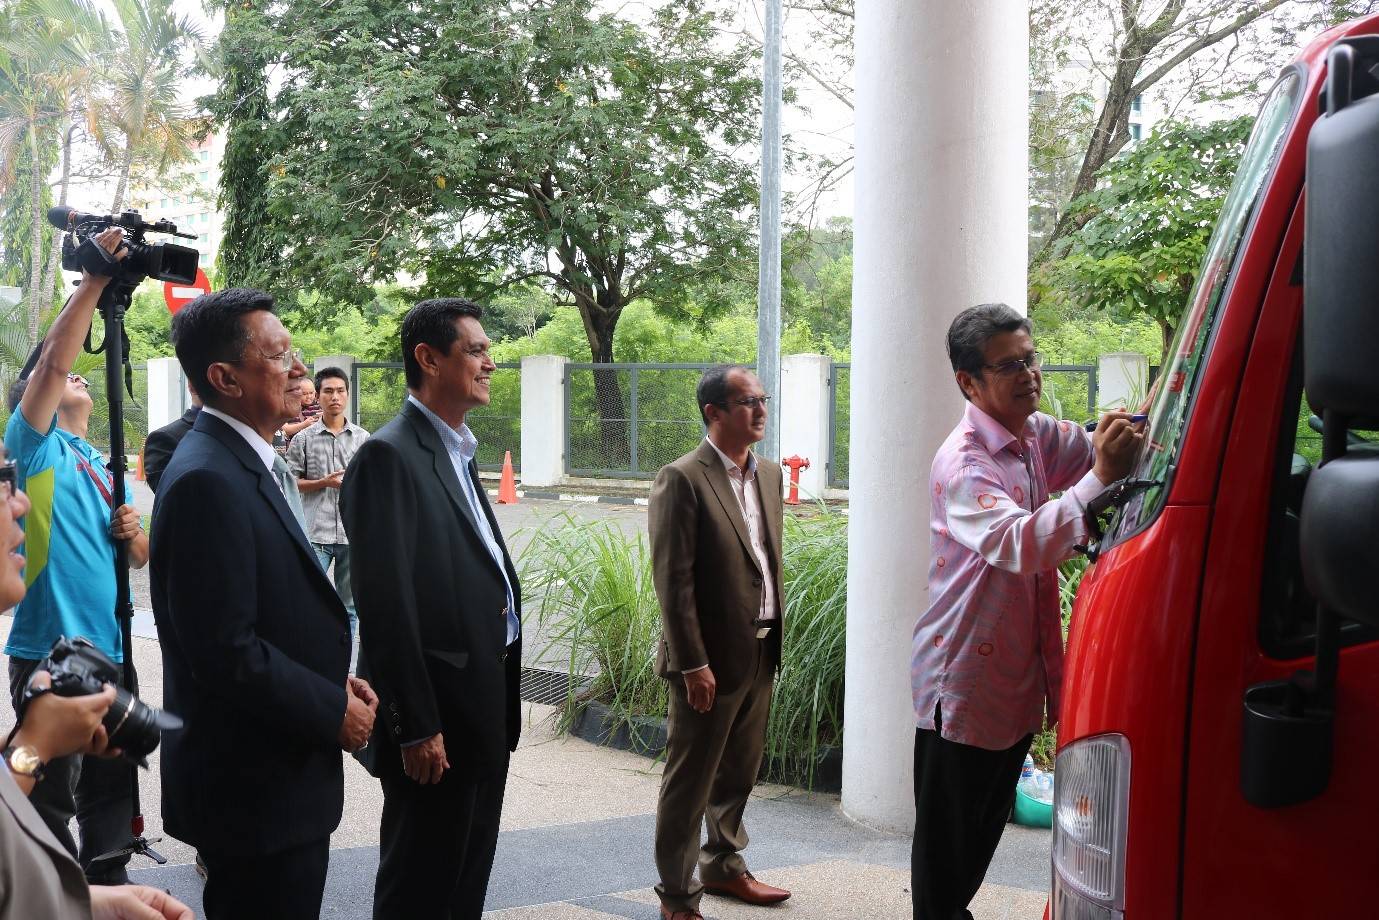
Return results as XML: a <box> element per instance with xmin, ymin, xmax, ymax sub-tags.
<box><xmin>65</xmin><ymin>441</ymin><xmax>113</xmax><ymax>508</ymax></box>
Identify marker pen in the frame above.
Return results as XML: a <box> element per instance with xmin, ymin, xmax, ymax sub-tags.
<box><xmin>1085</xmin><ymin>414</ymin><xmax>1148</xmax><ymax>432</ymax></box>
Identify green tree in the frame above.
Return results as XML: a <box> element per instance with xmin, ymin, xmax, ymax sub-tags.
<box><xmin>1036</xmin><ymin>116</ymin><xmax>1252</xmax><ymax>360</ymax></box>
<box><xmin>86</xmin><ymin>0</ymin><xmax>205</xmax><ymax>213</ymax></box>
<box><xmin>0</xmin><ymin>0</ymin><xmax>104</xmax><ymax>346</ymax></box>
<box><xmin>214</xmin><ymin>0</ymin><xmax>760</xmax><ymax>461</ymax></box>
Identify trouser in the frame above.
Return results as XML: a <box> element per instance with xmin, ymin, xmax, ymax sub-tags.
<box><xmin>654</xmin><ymin>640</ymin><xmax>774</xmax><ymax>914</ymax></box>
<box><xmin>200</xmin><ymin>836</ymin><xmax>330</xmax><ymax>920</ymax></box>
<box><xmin>313</xmin><ymin>543</ymin><xmax>357</xmax><ymax>636</ymax></box>
<box><xmin>911</xmin><ymin>705</ymin><xmax>1033</xmax><ymax>920</ymax></box>
<box><xmin>8</xmin><ymin>655</ymin><xmax>135</xmax><ymax>884</ymax></box>
<box><xmin>373</xmin><ymin>760</ymin><xmax>509</xmax><ymax>919</ymax></box>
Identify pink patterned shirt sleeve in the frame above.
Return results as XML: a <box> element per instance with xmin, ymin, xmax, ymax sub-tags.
<box><xmin>911</xmin><ymin>403</ymin><xmax>1103</xmax><ymax>750</ymax></box>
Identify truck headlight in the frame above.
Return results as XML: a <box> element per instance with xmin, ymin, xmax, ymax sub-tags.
<box><xmin>1051</xmin><ymin>734</ymin><xmax>1131</xmax><ymax>919</ymax></box>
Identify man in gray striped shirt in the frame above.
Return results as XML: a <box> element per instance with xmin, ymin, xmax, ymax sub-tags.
<box><xmin>288</xmin><ymin>366</ymin><xmax>369</xmax><ymax>638</ymax></box>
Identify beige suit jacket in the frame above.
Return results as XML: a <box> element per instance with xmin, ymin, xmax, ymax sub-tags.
<box><xmin>649</xmin><ymin>440</ymin><xmax>786</xmax><ymax>695</ymax></box>
<box><xmin>0</xmin><ymin>766</ymin><xmax>91</xmax><ymax>917</ymax></box>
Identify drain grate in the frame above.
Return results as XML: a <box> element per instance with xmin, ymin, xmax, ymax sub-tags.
<box><xmin>519</xmin><ymin>667</ymin><xmax>590</xmax><ymax>705</ymax></box>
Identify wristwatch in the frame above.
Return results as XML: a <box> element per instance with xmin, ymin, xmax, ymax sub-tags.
<box><xmin>2</xmin><ymin>745</ymin><xmax>46</xmax><ymax>782</ymax></box>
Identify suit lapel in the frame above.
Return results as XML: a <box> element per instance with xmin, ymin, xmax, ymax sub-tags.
<box><xmin>758</xmin><ymin>461</ymin><xmax>783</xmax><ymax>567</ymax></box>
<box><xmin>696</xmin><ymin>441</ymin><xmax>761</xmax><ymax>575</ymax></box>
<box><xmin>195</xmin><ymin>413</ymin><xmax>329</xmax><ymax>585</ymax></box>
<box><xmin>401</xmin><ymin>402</ymin><xmax>483</xmax><ymax>539</ymax></box>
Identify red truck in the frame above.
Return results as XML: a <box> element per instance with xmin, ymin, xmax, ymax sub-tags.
<box><xmin>1052</xmin><ymin>13</ymin><xmax>1379</xmax><ymax>919</ymax></box>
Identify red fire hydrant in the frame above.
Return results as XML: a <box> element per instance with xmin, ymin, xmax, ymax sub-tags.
<box><xmin>781</xmin><ymin>455</ymin><xmax>810</xmax><ymax>505</ymax></box>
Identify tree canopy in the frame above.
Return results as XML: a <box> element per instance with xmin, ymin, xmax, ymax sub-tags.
<box><xmin>215</xmin><ymin>0</ymin><xmax>762</xmax><ymax>369</ymax></box>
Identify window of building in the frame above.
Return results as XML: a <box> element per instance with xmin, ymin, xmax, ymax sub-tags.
<box><xmin>198</xmin><ymin>171</ymin><xmax>209</xmax><ymax>182</ymax></box>
<box><xmin>198</xmin><ymin>150</ymin><xmax>209</xmax><ymax>163</ymax></box>
<box><xmin>1131</xmin><ymin>93</ymin><xmax>1143</xmax><ymax>114</ymax></box>
<box><xmin>1129</xmin><ymin>123</ymin><xmax>1142</xmax><ymax>142</ymax></box>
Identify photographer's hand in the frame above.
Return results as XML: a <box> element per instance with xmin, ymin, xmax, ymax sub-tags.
<box><xmin>8</xmin><ymin>671</ymin><xmax>117</xmax><ymax>795</ymax></box>
<box><xmin>78</xmin><ymin>227</ymin><xmax>126</xmax><ymax>290</ymax></box>
<box><xmin>110</xmin><ymin>503</ymin><xmax>149</xmax><ymax>569</ymax></box>
<box><xmin>90</xmin><ymin>884</ymin><xmax>194</xmax><ymax>920</ymax></box>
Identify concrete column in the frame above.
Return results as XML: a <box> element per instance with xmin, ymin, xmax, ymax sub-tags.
<box><xmin>1097</xmin><ymin>351</ymin><xmax>1150</xmax><ymax>412</ymax></box>
<box><xmin>314</xmin><ymin>354</ymin><xmax>356</xmax><ymax>423</ymax></box>
<box><xmin>844</xmin><ymin>0</ymin><xmax>1029</xmax><ymax>832</ymax></box>
<box><xmin>520</xmin><ymin>355</ymin><xmax>568</xmax><ymax>488</ymax></box>
<box><xmin>779</xmin><ymin>353</ymin><xmax>831</xmax><ymax>500</ymax></box>
<box><xmin>146</xmin><ymin>357</ymin><xmax>184</xmax><ymax>433</ymax></box>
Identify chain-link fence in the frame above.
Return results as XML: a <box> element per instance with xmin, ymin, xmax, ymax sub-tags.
<box><xmin>565</xmin><ymin>364</ymin><xmax>714</xmax><ymax>478</ymax></box>
<box><xmin>353</xmin><ymin>361</ymin><xmax>520</xmax><ymax>470</ymax></box>
<box><xmin>828</xmin><ymin>363</ymin><xmax>850</xmax><ymax>488</ymax></box>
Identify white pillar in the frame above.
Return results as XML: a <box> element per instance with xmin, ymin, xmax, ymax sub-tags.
<box><xmin>146</xmin><ymin>357</ymin><xmax>184</xmax><ymax>433</ymax></box>
<box><xmin>1097</xmin><ymin>352</ymin><xmax>1150</xmax><ymax>412</ymax></box>
<box><xmin>314</xmin><ymin>354</ymin><xmax>356</xmax><ymax>422</ymax></box>
<box><xmin>520</xmin><ymin>355</ymin><xmax>568</xmax><ymax>488</ymax></box>
<box><xmin>844</xmin><ymin>0</ymin><xmax>1029</xmax><ymax>832</ymax></box>
<box><xmin>779</xmin><ymin>354</ymin><xmax>831</xmax><ymax>500</ymax></box>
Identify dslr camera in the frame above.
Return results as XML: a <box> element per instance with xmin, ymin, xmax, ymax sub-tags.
<box><xmin>51</xmin><ymin>206</ymin><xmax>199</xmax><ymax>286</ymax></box>
<box><xmin>19</xmin><ymin>637</ymin><xmax>183</xmax><ymax>766</ymax></box>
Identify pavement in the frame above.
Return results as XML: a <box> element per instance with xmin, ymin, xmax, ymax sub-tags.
<box><xmin>19</xmin><ymin>489</ymin><xmax>1050</xmax><ymax>918</ymax></box>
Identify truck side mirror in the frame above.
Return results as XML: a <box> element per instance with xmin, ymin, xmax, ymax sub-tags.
<box><xmin>1243</xmin><ymin>35</ymin><xmax>1379</xmax><ymax>810</ymax></box>
<box><xmin>1299</xmin><ymin>456</ymin><xmax>1379</xmax><ymax>629</ymax></box>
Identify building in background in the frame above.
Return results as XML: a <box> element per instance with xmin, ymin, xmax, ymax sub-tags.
<box><xmin>129</xmin><ymin>131</ymin><xmax>226</xmax><ymax>272</ymax></box>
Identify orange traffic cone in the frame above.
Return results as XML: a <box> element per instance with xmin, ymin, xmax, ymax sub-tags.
<box><xmin>136</xmin><ymin>446</ymin><xmax>146</xmax><ymax>482</ymax></box>
<box><xmin>497</xmin><ymin>450</ymin><xmax>518</xmax><ymax>504</ymax></box>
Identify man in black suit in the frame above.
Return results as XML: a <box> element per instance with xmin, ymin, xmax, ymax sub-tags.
<box><xmin>143</xmin><ymin>393</ymin><xmax>200</xmax><ymax>494</ymax></box>
<box><xmin>151</xmin><ymin>288</ymin><xmax>378</xmax><ymax>918</ymax></box>
<box><xmin>342</xmin><ymin>297</ymin><xmax>521</xmax><ymax>918</ymax></box>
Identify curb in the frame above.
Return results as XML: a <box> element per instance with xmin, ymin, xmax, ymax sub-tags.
<box><xmin>485</xmin><ymin>489</ymin><xmax>649</xmax><ymax>506</ymax></box>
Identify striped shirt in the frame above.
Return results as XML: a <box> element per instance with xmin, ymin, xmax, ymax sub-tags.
<box><xmin>286</xmin><ymin>417</ymin><xmax>369</xmax><ymax>545</ymax></box>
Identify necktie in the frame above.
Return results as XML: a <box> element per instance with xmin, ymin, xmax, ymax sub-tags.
<box><xmin>271</xmin><ymin>454</ymin><xmax>309</xmax><ymax>538</ymax></box>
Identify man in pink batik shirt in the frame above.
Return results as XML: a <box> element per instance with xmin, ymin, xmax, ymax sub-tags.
<box><xmin>910</xmin><ymin>303</ymin><xmax>1143</xmax><ymax>920</ymax></box>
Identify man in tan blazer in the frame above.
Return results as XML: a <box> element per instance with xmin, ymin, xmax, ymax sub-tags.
<box><xmin>649</xmin><ymin>364</ymin><xmax>792</xmax><ymax>920</ymax></box>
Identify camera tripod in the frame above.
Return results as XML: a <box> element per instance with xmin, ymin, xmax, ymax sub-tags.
<box><xmin>82</xmin><ymin>275</ymin><xmax>168</xmax><ymax>875</ymax></box>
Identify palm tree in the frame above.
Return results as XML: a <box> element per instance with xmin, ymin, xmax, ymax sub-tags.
<box><xmin>87</xmin><ymin>0</ymin><xmax>205</xmax><ymax>214</ymax></box>
<box><xmin>0</xmin><ymin>0</ymin><xmax>104</xmax><ymax>348</ymax></box>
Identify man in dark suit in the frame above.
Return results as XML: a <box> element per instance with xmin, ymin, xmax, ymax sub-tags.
<box><xmin>151</xmin><ymin>288</ymin><xmax>378</xmax><ymax>918</ymax></box>
<box><xmin>342</xmin><ymin>297</ymin><xmax>521</xmax><ymax>919</ymax></box>
<box><xmin>650</xmin><ymin>364</ymin><xmax>791</xmax><ymax>920</ymax></box>
<box><xmin>142</xmin><ymin>394</ymin><xmax>200</xmax><ymax>494</ymax></box>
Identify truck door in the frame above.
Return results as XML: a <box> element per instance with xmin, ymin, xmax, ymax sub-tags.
<box><xmin>1178</xmin><ymin>60</ymin><xmax>1379</xmax><ymax>918</ymax></box>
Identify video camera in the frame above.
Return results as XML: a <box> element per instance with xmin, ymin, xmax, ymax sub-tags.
<box><xmin>17</xmin><ymin>637</ymin><xmax>183</xmax><ymax>767</ymax></box>
<box><xmin>49</xmin><ymin>207</ymin><xmax>199</xmax><ymax>287</ymax></box>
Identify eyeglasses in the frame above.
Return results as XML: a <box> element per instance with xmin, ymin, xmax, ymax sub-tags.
<box><xmin>66</xmin><ymin>373</ymin><xmax>88</xmax><ymax>389</ymax></box>
<box><xmin>0</xmin><ymin>460</ymin><xmax>16</xmax><ymax>500</ymax></box>
<box><xmin>983</xmin><ymin>352</ymin><xmax>1042</xmax><ymax>378</ymax></box>
<box><xmin>720</xmin><ymin>395</ymin><xmax>772</xmax><ymax>409</ymax></box>
<box><xmin>233</xmin><ymin>347</ymin><xmax>303</xmax><ymax>372</ymax></box>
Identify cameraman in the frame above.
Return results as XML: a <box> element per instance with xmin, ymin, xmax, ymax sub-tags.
<box><xmin>3</xmin><ymin>227</ymin><xmax>149</xmax><ymax>884</ymax></box>
<box><xmin>0</xmin><ymin>442</ymin><xmax>190</xmax><ymax>918</ymax></box>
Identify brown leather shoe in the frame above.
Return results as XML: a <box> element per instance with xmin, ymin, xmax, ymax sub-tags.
<box><xmin>659</xmin><ymin>907</ymin><xmax>703</xmax><ymax>920</ymax></box>
<box><xmin>702</xmin><ymin>870</ymin><xmax>791</xmax><ymax>905</ymax></box>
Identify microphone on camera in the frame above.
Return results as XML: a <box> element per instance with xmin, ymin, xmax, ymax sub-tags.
<box><xmin>46</xmin><ymin>206</ymin><xmax>110</xmax><ymax>232</ymax></box>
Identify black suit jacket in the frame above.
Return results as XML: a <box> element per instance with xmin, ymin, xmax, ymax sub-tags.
<box><xmin>144</xmin><ymin>406</ymin><xmax>199</xmax><ymax>494</ymax></box>
<box><xmin>150</xmin><ymin>411</ymin><xmax>351</xmax><ymax>853</ymax></box>
<box><xmin>341</xmin><ymin>399</ymin><xmax>521</xmax><ymax>782</ymax></box>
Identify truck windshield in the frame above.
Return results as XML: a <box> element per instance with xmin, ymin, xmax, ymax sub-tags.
<box><xmin>1106</xmin><ymin>70</ymin><xmax>1302</xmax><ymax>542</ymax></box>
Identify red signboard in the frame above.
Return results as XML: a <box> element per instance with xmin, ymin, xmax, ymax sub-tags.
<box><xmin>163</xmin><ymin>268</ymin><xmax>212</xmax><ymax>314</ymax></box>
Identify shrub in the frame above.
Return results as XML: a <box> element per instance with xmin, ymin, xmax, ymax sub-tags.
<box><xmin>518</xmin><ymin>506</ymin><xmax>849</xmax><ymax>788</ymax></box>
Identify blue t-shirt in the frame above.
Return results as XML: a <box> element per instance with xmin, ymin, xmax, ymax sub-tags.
<box><xmin>3</xmin><ymin>410</ymin><xmax>121</xmax><ymax>663</ymax></box>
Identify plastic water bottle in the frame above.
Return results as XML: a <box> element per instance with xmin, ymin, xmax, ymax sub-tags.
<box><xmin>1031</xmin><ymin>770</ymin><xmax>1055</xmax><ymax>805</ymax></box>
<box><xmin>1020</xmin><ymin>754</ymin><xmax>1035</xmax><ymax>782</ymax></box>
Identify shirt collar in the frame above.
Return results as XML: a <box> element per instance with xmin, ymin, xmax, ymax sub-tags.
<box><xmin>201</xmin><ymin>405</ymin><xmax>278</xmax><ymax>473</ymax></box>
<box><xmin>704</xmin><ymin>437</ymin><xmax>757</xmax><ymax>479</ymax></box>
<box><xmin>407</xmin><ymin>394</ymin><xmax>478</xmax><ymax>463</ymax></box>
<box><xmin>963</xmin><ymin>401</ymin><xmax>1033</xmax><ymax>457</ymax></box>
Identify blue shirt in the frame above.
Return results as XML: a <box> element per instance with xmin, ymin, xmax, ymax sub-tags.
<box><xmin>407</xmin><ymin>396</ymin><xmax>519</xmax><ymax>645</ymax></box>
<box><xmin>3</xmin><ymin>411</ymin><xmax>122</xmax><ymax>662</ymax></box>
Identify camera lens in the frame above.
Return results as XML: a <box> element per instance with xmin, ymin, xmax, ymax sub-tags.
<box><xmin>102</xmin><ymin>687</ymin><xmax>182</xmax><ymax>762</ymax></box>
